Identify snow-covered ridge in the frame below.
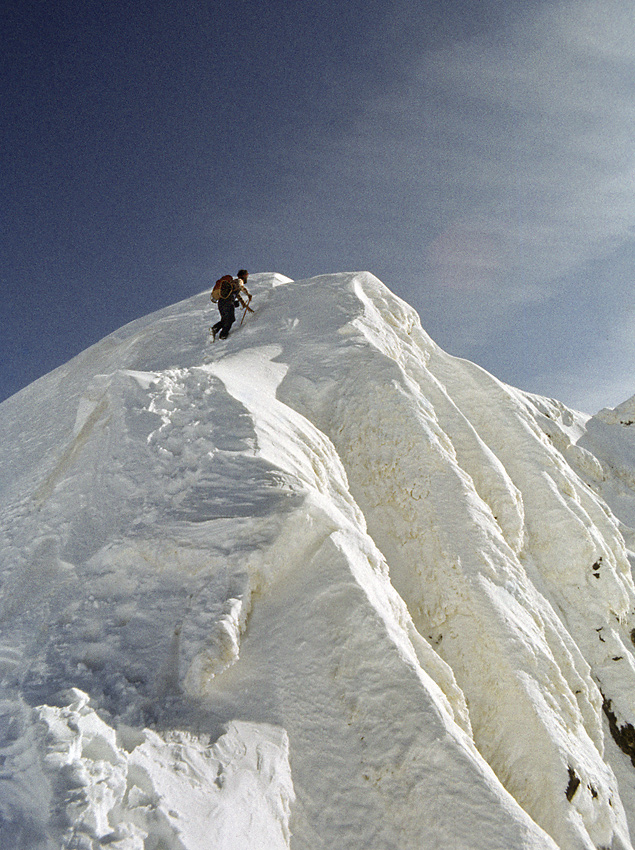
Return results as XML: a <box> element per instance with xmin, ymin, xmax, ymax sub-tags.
<box><xmin>1</xmin><ymin>272</ymin><xmax>635</xmax><ymax>849</ymax></box>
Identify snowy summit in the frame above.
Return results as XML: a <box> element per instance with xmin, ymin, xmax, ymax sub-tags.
<box><xmin>2</xmin><ymin>272</ymin><xmax>635</xmax><ymax>850</ymax></box>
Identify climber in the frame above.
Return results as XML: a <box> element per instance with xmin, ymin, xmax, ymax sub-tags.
<box><xmin>210</xmin><ymin>270</ymin><xmax>253</xmax><ymax>340</ymax></box>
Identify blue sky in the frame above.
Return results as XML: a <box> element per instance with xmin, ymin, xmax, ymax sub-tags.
<box><xmin>2</xmin><ymin>0</ymin><xmax>635</xmax><ymax>413</ymax></box>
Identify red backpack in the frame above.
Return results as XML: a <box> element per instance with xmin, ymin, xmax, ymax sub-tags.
<box><xmin>211</xmin><ymin>275</ymin><xmax>235</xmax><ymax>302</ymax></box>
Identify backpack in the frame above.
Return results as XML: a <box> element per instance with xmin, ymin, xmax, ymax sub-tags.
<box><xmin>211</xmin><ymin>275</ymin><xmax>235</xmax><ymax>302</ymax></box>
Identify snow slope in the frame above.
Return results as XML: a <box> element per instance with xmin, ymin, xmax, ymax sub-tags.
<box><xmin>2</xmin><ymin>272</ymin><xmax>635</xmax><ymax>849</ymax></box>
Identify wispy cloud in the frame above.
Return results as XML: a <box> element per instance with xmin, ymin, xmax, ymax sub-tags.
<box><xmin>337</xmin><ymin>0</ymin><xmax>635</xmax><ymax>314</ymax></box>
<box><xmin>420</xmin><ymin>1</ymin><xmax>635</xmax><ymax>292</ymax></box>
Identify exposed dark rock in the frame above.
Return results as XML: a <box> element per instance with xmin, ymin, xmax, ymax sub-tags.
<box><xmin>602</xmin><ymin>695</ymin><xmax>635</xmax><ymax>767</ymax></box>
<box><xmin>566</xmin><ymin>766</ymin><xmax>580</xmax><ymax>802</ymax></box>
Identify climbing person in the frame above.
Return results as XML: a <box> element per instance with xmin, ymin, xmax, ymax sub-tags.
<box><xmin>210</xmin><ymin>271</ymin><xmax>254</xmax><ymax>341</ymax></box>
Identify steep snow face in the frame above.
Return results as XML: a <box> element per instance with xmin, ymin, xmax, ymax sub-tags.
<box><xmin>1</xmin><ymin>272</ymin><xmax>635</xmax><ymax>850</ymax></box>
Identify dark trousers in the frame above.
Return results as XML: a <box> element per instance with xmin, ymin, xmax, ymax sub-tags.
<box><xmin>212</xmin><ymin>299</ymin><xmax>236</xmax><ymax>339</ymax></box>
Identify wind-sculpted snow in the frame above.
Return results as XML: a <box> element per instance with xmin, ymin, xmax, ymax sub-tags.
<box><xmin>1</xmin><ymin>273</ymin><xmax>635</xmax><ymax>848</ymax></box>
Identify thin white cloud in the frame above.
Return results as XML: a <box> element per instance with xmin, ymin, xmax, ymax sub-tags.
<box><xmin>422</xmin><ymin>3</ymin><xmax>635</xmax><ymax>296</ymax></box>
<box><xmin>337</xmin><ymin>0</ymin><xmax>635</xmax><ymax>311</ymax></box>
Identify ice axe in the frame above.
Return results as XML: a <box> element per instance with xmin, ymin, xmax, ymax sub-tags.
<box><xmin>240</xmin><ymin>303</ymin><xmax>254</xmax><ymax>326</ymax></box>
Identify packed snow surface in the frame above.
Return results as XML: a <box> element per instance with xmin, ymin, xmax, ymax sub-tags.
<box><xmin>2</xmin><ymin>271</ymin><xmax>635</xmax><ymax>849</ymax></box>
